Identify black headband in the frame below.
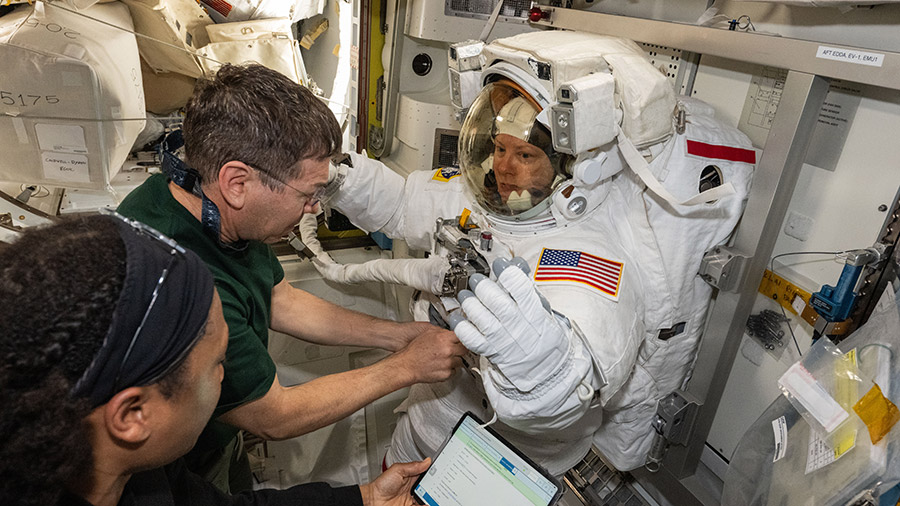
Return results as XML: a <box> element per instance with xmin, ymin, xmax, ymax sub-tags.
<box><xmin>71</xmin><ymin>215</ymin><xmax>215</xmax><ymax>408</ymax></box>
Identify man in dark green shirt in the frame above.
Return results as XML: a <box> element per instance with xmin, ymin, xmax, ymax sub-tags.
<box><xmin>118</xmin><ymin>63</ymin><xmax>466</xmax><ymax>493</ymax></box>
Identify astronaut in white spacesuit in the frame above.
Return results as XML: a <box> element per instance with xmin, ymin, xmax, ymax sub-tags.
<box><xmin>322</xmin><ymin>31</ymin><xmax>756</xmax><ymax>475</ymax></box>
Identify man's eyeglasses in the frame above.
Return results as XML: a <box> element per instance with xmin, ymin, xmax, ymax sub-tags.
<box><xmin>249</xmin><ymin>165</ymin><xmax>328</xmax><ymax>208</ymax></box>
<box><xmin>99</xmin><ymin>208</ymin><xmax>186</xmax><ymax>391</ymax></box>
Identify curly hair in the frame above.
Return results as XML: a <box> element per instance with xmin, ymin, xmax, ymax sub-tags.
<box><xmin>0</xmin><ymin>215</ymin><xmax>202</xmax><ymax>506</ymax></box>
<box><xmin>0</xmin><ymin>216</ymin><xmax>127</xmax><ymax>505</ymax></box>
<box><xmin>184</xmin><ymin>63</ymin><xmax>343</xmax><ymax>190</ymax></box>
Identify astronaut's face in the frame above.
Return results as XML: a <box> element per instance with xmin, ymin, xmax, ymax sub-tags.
<box><xmin>458</xmin><ymin>80</ymin><xmax>568</xmax><ymax>217</ymax></box>
<box><xmin>492</xmin><ymin>133</ymin><xmax>555</xmax><ymax>206</ymax></box>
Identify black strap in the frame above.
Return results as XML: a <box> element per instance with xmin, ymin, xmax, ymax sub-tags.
<box><xmin>159</xmin><ymin>130</ymin><xmax>248</xmax><ymax>252</ymax></box>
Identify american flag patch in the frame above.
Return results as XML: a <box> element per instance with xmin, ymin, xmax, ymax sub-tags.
<box><xmin>534</xmin><ymin>248</ymin><xmax>624</xmax><ymax>300</ymax></box>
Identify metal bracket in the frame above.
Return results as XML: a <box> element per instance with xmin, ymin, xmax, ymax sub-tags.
<box><xmin>698</xmin><ymin>246</ymin><xmax>747</xmax><ymax>293</ymax></box>
<box><xmin>644</xmin><ymin>391</ymin><xmax>701</xmax><ymax>472</ymax></box>
<box><xmin>433</xmin><ymin>217</ymin><xmax>491</xmax><ymax>296</ymax></box>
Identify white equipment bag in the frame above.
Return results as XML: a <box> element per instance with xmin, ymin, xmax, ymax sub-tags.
<box><xmin>198</xmin><ymin>0</ymin><xmax>325</xmax><ymax>24</ymax></box>
<box><xmin>0</xmin><ymin>3</ymin><xmax>145</xmax><ymax>190</ymax></box>
<box><xmin>199</xmin><ymin>17</ymin><xmax>309</xmax><ymax>84</ymax></box>
<box><xmin>121</xmin><ymin>0</ymin><xmax>213</xmax><ymax>78</ymax></box>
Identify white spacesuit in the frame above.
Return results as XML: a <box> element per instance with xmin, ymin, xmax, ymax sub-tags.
<box><xmin>322</xmin><ymin>31</ymin><xmax>756</xmax><ymax>474</ymax></box>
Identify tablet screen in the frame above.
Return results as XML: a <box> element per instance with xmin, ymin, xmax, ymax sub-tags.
<box><xmin>412</xmin><ymin>412</ymin><xmax>562</xmax><ymax>506</ymax></box>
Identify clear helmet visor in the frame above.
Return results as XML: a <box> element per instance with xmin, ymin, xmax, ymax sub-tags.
<box><xmin>458</xmin><ymin>81</ymin><xmax>568</xmax><ymax>217</ymax></box>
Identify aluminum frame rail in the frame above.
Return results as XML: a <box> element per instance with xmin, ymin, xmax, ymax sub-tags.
<box><xmin>531</xmin><ymin>7</ymin><xmax>900</xmax><ymax>92</ymax></box>
<box><xmin>528</xmin><ymin>7</ymin><xmax>897</xmax><ymax>505</ymax></box>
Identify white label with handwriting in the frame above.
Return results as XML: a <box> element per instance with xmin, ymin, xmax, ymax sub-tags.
<box><xmin>42</xmin><ymin>152</ymin><xmax>90</xmax><ymax>183</ymax></box>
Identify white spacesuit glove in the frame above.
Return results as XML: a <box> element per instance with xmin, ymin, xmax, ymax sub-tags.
<box><xmin>453</xmin><ymin>258</ymin><xmax>572</xmax><ymax>392</ymax></box>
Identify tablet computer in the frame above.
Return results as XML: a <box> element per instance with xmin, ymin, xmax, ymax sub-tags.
<box><xmin>411</xmin><ymin>412</ymin><xmax>563</xmax><ymax>506</ymax></box>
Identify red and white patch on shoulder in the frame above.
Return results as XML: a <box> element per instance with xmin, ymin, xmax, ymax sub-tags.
<box><xmin>686</xmin><ymin>139</ymin><xmax>756</xmax><ymax>164</ymax></box>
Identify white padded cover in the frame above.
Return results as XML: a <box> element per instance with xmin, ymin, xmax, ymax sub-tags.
<box><xmin>0</xmin><ymin>3</ymin><xmax>144</xmax><ymax>189</ymax></box>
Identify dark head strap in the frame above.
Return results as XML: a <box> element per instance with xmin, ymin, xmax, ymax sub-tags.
<box><xmin>71</xmin><ymin>215</ymin><xmax>215</xmax><ymax>408</ymax></box>
<box><xmin>159</xmin><ymin>130</ymin><xmax>248</xmax><ymax>252</ymax></box>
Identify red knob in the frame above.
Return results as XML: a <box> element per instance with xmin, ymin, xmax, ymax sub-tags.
<box><xmin>528</xmin><ymin>7</ymin><xmax>547</xmax><ymax>22</ymax></box>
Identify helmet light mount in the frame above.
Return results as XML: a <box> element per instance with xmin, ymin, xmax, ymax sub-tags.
<box><xmin>449</xmin><ymin>39</ymin><xmax>486</xmax><ymax>113</ymax></box>
<box><xmin>550</xmin><ymin>72</ymin><xmax>618</xmax><ymax>155</ymax></box>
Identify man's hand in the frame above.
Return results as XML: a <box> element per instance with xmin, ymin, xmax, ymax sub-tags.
<box><xmin>389</xmin><ymin>321</ymin><xmax>443</xmax><ymax>351</ymax></box>
<box><xmin>390</xmin><ymin>326</ymin><xmax>467</xmax><ymax>384</ymax></box>
<box><xmin>359</xmin><ymin>458</ymin><xmax>430</xmax><ymax>506</ymax></box>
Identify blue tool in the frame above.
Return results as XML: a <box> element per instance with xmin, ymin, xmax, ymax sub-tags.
<box><xmin>809</xmin><ymin>249</ymin><xmax>879</xmax><ymax>323</ymax></box>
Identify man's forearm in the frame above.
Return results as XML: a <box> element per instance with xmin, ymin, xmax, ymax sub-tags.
<box><xmin>270</xmin><ymin>281</ymin><xmax>411</xmax><ymax>351</ymax></box>
<box><xmin>220</xmin><ymin>358</ymin><xmax>414</xmax><ymax>441</ymax></box>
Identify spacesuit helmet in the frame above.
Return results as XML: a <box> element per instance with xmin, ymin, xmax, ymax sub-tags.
<box><xmin>458</xmin><ymin>80</ymin><xmax>570</xmax><ymax>218</ymax></box>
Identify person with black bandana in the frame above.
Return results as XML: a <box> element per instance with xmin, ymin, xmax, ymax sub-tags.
<box><xmin>0</xmin><ymin>213</ymin><xmax>430</xmax><ymax>506</ymax></box>
<box><xmin>116</xmin><ymin>63</ymin><xmax>468</xmax><ymax>492</ymax></box>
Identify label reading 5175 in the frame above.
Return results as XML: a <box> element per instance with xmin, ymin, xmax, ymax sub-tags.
<box><xmin>1</xmin><ymin>91</ymin><xmax>60</xmax><ymax>107</ymax></box>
